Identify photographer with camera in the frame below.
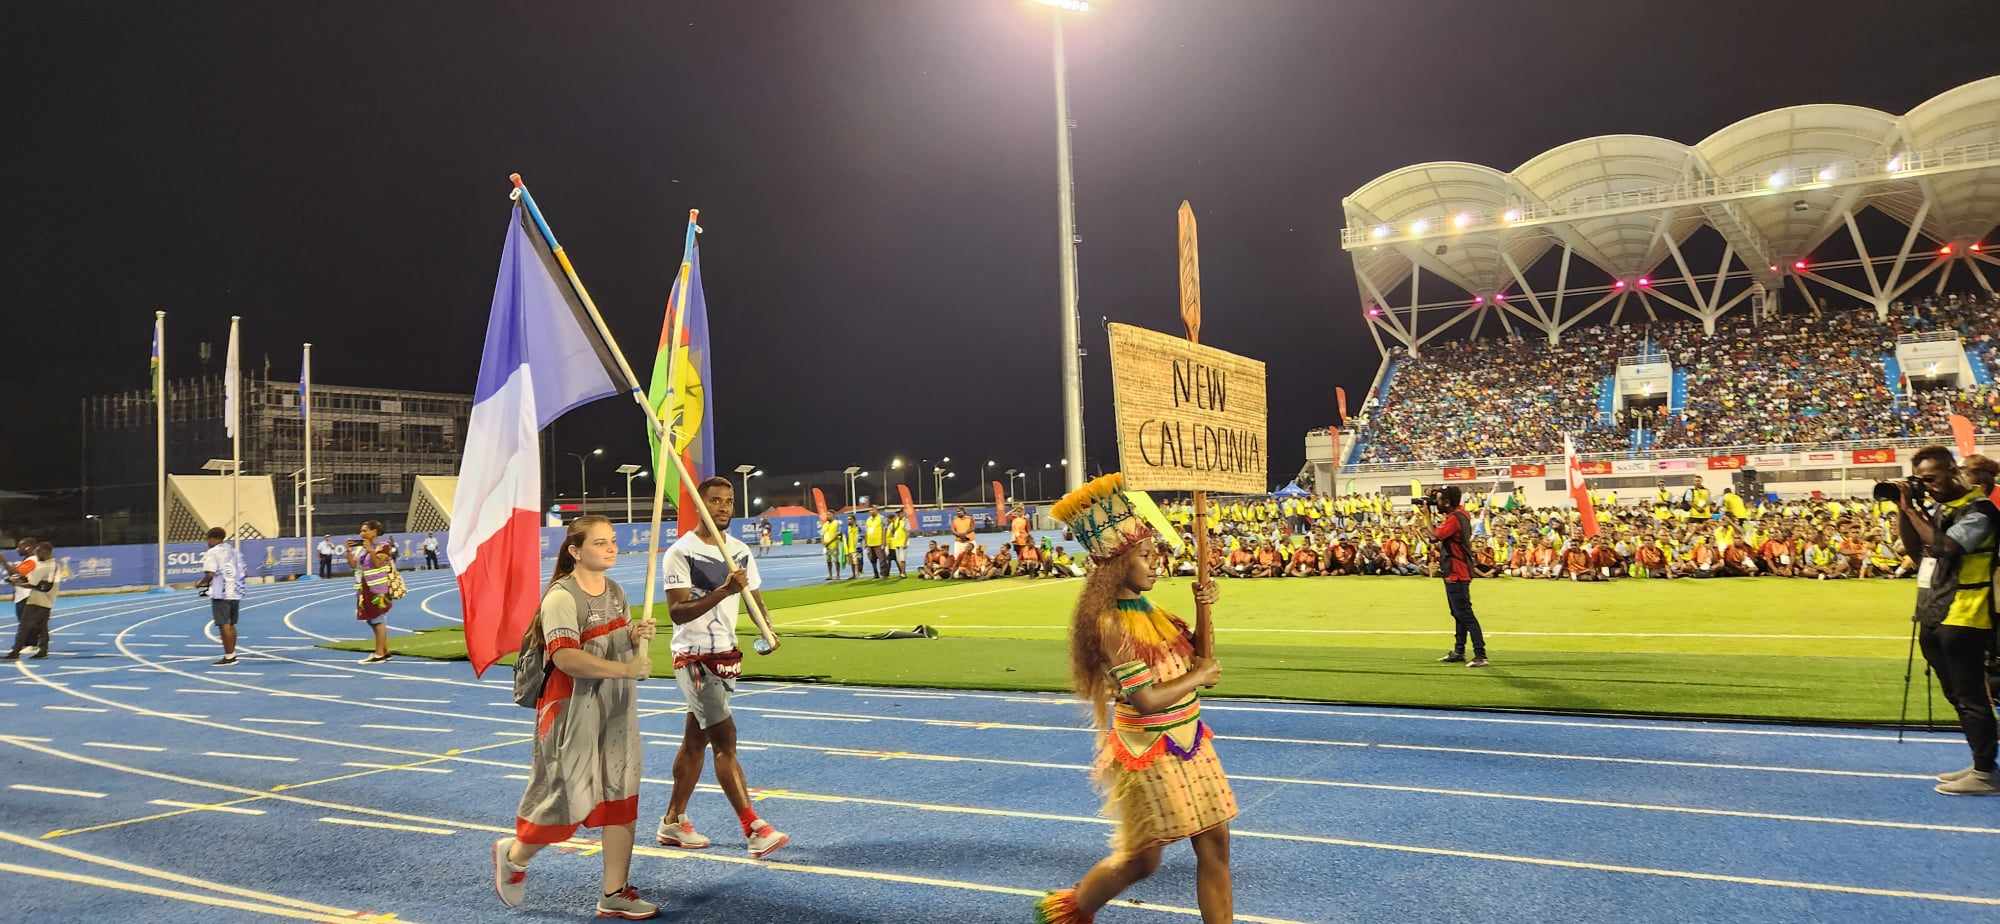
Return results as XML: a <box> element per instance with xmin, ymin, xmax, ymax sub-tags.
<box><xmin>1889</xmin><ymin>447</ymin><xmax>1998</xmax><ymax>796</ymax></box>
<box><xmin>1414</xmin><ymin>486</ymin><xmax>1489</xmax><ymax>668</ymax></box>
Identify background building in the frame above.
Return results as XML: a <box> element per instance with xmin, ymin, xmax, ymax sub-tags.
<box><xmin>83</xmin><ymin>375</ymin><xmax>471</xmax><ymax>542</ymax></box>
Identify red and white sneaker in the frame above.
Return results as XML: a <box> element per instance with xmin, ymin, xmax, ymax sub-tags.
<box><xmin>492</xmin><ymin>837</ymin><xmax>527</xmax><ymax>908</ymax></box>
<box><xmin>655</xmin><ymin>813</ymin><xmax>710</xmax><ymax>849</ymax></box>
<box><xmin>746</xmin><ymin>820</ymin><xmax>790</xmax><ymax>859</ymax></box>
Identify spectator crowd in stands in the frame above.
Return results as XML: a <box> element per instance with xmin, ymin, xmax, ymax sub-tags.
<box><xmin>1351</xmin><ymin>291</ymin><xmax>2000</xmax><ymax>464</ymax></box>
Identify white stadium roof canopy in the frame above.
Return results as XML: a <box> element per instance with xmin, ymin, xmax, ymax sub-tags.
<box><xmin>1341</xmin><ymin>76</ymin><xmax>2000</xmax><ymax>353</ymax></box>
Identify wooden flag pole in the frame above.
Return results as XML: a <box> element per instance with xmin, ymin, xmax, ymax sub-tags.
<box><xmin>509</xmin><ymin>175</ymin><xmax>778</xmax><ymax>658</ymax></box>
<box><xmin>1177</xmin><ymin>201</ymin><xmax>1214</xmax><ymax>661</ymax></box>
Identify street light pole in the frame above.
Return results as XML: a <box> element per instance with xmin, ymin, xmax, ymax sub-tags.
<box><xmin>566</xmin><ymin>448</ymin><xmax>603</xmax><ymax>503</ymax></box>
<box><xmin>734</xmin><ymin>465</ymin><xmax>761</xmax><ymax>519</ymax></box>
<box><xmin>885</xmin><ymin>458</ymin><xmax>903</xmax><ymax>509</ymax></box>
<box><xmin>615</xmin><ymin>464</ymin><xmax>643</xmax><ymax>523</ymax></box>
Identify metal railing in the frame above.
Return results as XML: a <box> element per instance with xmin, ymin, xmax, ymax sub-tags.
<box><xmin>1897</xmin><ymin>330</ymin><xmax>1962</xmax><ymax>345</ymax></box>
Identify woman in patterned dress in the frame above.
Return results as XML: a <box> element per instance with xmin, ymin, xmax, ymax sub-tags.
<box><xmin>345</xmin><ymin>520</ymin><xmax>397</xmax><ymax>664</ymax></box>
<box><xmin>1039</xmin><ymin>475</ymin><xmax>1237</xmax><ymax>923</ymax></box>
<box><xmin>491</xmin><ymin>516</ymin><xmax>660</xmax><ymax>920</ymax></box>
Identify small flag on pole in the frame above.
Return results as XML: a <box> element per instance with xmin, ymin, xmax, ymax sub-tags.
<box><xmin>1564</xmin><ymin>433</ymin><xmax>1599</xmax><ymax>538</ymax></box>
<box><xmin>150</xmin><ymin>325</ymin><xmax>162</xmax><ymax>398</ymax></box>
<box><xmin>298</xmin><ymin>346</ymin><xmax>310</xmax><ymax>418</ymax></box>
<box><xmin>1949</xmin><ymin>413</ymin><xmax>1976</xmax><ymax>460</ymax></box>
<box><xmin>449</xmin><ymin>200</ymin><xmax>627</xmax><ymax>675</ymax></box>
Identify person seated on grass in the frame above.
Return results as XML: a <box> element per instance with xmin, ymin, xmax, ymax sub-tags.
<box><xmin>1355</xmin><ymin>535</ymin><xmax>1384</xmax><ymax>575</ymax></box>
<box><xmin>952</xmin><ymin>546</ymin><xmax>988</xmax><ymax>581</ymax></box>
<box><xmin>1251</xmin><ymin>542</ymin><xmax>1282</xmax><ymax>578</ymax></box>
<box><xmin>921</xmin><ymin>542</ymin><xmax>955</xmax><ymax>580</ymax></box>
<box><xmin>1472</xmin><ymin>540</ymin><xmax>1501</xmax><ymax>579</ymax></box>
<box><xmin>1837</xmin><ymin>532</ymin><xmax>1869</xmax><ymax>576</ymax></box>
<box><xmin>1685</xmin><ymin>535</ymin><xmax>1717</xmax><ymax>578</ymax></box>
<box><xmin>1407</xmin><ymin>536</ymin><xmax>1434</xmax><ymax>578</ymax></box>
<box><xmin>1759</xmin><ymin>531</ymin><xmax>1793</xmax><ymax>577</ymax></box>
<box><xmin>1591</xmin><ymin>537</ymin><xmax>1622</xmax><ymax>580</ymax></box>
<box><xmin>1286</xmin><ymin>541</ymin><xmax>1319</xmax><ymax>577</ymax></box>
<box><xmin>1720</xmin><ymin>536</ymin><xmax>1758</xmax><ymax>577</ymax></box>
<box><xmin>1861</xmin><ymin>539</ymin><xmax>1904</xmax><ymax>578</ymax></box>
<box><xmin>990</xmin><ymin>544</ymin><xmax>1016</xmax><ymax>578</ymax></box>
<box><xmin>1379</xmin><ymin>534</ymin><xmax>1413</xmax><ymax>576</ymax></box>
<box><xmin>1224</xmin><ymin>543</ymin><xmax>1254</xmax><ymax>579</ymax></box>
<box><xmin>1047</xmin><ymin>545</ymin><xmax>1082</xmax><ymax>578</ymax></box>
<box><xmin>1532</xmin><ymin>539</ymin><xmax>1561</xmax><ymax>579</ymax></box>
<box><xmin>1506</xmin><ymin>539</ymin><xmax>1533</xmax><ymax>578</ymax></box>
<box><xmin>1018</xmin><ymin>540</ymin><xmax>1043</xmax><ymax>577</ymax></box>
<box><xmin>1632</xmin><ymin>534</ymin><xmax>1671</xmax><ymax>579</ymax></box>
<box><xmin>1326</xmin><ymin>534</ymin><xmax>1359</xmax><ymax>575</ymax></box>
<box><xmin>1562</xmin><ymin>537</ymin><xmax>1600</xmax><ymax>582</ymax></box>
<box><xmin>1801</xmin><ymin>533</ymin><xmax>1845</xmax><ymax>579</ymax></box>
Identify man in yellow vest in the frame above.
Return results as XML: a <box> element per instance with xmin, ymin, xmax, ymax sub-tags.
<box><xmin>820</xmin><ymin>516</ymin><xmax>842</xmax><ymax>581</ymax></box>
<box><xmin>1895</xmin><ymin>447</ymin><xmax>1998</xmax><ymax>795</ymax></box>
<box><xmin>864</xmin><ymin>507</ymin><xmax>887</xmax><ymax>578</ymax></box>
<box><xmin>886</xmin><ymin>512</ymin><xmax>909</xmax><ymax>578</ymax></box>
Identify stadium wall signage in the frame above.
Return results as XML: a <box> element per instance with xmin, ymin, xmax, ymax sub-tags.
<box><xmin>1851</xmin><ymin>448</ymin><xmax>1897</xmax><ymax>464</ymax></box>
<box><xmin>1509</xmin><ymin>463</ymin><xmax>1546</xmax><ymax>478</ymax></box>
<box><xmin>1441</xmin><ymin>466</ymin><xmax>1479</xmax><ymax>481</ymax></box>
<box><xmin>1707</xmin><ymin>454</ymin><xmax>1748</xmax><ymax>470</ymax></box>
<box><xmin>1107</xmin><ymin>322</ymin><xmax>1268</xmax><ymax>495</ymax></box>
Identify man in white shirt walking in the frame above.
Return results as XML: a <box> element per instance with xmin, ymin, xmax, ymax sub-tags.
<box><xmin>654</xmin><ymin>476</ymin><xmax>788</xmax><ymax>860</ymax></box>
<box><xmin>5</xmin><ymin>541</ymin><xmax>60</xmax><ymax>660</ymax></box>
<box><xmin>316</xmin><ymin>536</ymin><xmax>337</xmax><ymax>578</ymax></box>
<box><xmin>196</xmin><ymin>527</ymin><xmax>247</xmax><ymax>666</ymax></box>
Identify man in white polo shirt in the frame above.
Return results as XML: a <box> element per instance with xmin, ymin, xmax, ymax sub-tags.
<box><xmin>655</xmin><ymin>476</ymin><xmax>788</xmax><ymax>860</ymax></box>
<box><xmin>195</xmin><ymin>527</ymin><xmax>247</xmax><ymax>666</ymax></box>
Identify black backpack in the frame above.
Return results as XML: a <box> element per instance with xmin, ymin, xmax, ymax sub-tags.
<box><xmin>511</xmin><ymin>615</ymin><xmax>549</xmax><ymax>708</ymax></box>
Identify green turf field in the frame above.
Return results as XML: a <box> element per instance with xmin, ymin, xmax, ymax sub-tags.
<box><xmin>334</xmin><ymin>575</ymin><xmax>1964</xmax><ymax>725</ymax></box>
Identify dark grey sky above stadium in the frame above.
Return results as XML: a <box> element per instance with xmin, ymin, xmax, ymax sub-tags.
<box><xmin>8</xmin><ymin>0</ymin><xmax>1998</xmax><ymax>498</ymax></box>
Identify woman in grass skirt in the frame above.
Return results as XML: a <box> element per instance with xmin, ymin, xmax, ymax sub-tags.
<box><xmin>1037</xmin><ymin>474</ymin><xmax>1236</xmax><ymax>923</ymax></box>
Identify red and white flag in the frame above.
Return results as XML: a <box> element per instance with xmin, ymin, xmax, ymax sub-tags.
<box><xmin>1564</xmin><ymin>433</ymin><xmax>1599</xmax><ymax>538</ymax></box>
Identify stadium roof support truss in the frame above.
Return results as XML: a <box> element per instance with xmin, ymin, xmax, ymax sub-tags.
<box><xmin>1341</xmin><ymin>77</ymin><xmax>2000</xmax><ymax>353</ymax></box>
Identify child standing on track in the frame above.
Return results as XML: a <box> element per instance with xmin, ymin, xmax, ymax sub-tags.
<box><xmin>493</xmin><ymin>515</ymin><xmax>658</xmax><ymax>919</ymax></box>
<box><xmin>1038</xmin><ymin>474</ymin><xmax>1236</xmax><ymax>924</ymax></box>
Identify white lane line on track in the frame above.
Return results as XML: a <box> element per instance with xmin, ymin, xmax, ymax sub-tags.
<box><xmin>44</xmin><ymin>705</ymin><xmax>107</xmax><ymax>713</ymax></box>
<box><xmin>173</xmin><ymin>688</ymin><xmax>239</xmax><ymax>695</ymax></box>
<box><xmin>88</xmin><ymin>684</ymin><xmax>147</xmax><ymax>691</ymax></box>
<box><xmin>374</xmin><ymin>697</ymin><xmax>449</xmax><ymax>704</ymax></box>
<box><xmin>202</xmin><ymin>751</ymin><xmax>298</xmax><ymax>763</ymax></box>
<box><xmin>83</xmin><ymin>742</ymin><xmax>166</xmax><ymax>753</ymax></box>
<box><xmin>149</xmin><ymin>799</ymin><xmax>266</xmax><ymax>816</ymax></box>
<box><xmin>317</xmin><ymin>816</ymin><xmax>455</xmax><ymax>835</ymax></box>
<box><xmin>11</xmin><ymin>784</ymin><xmax>105</xmax><ymax>799</ymax></box>
<box><xmin>242</xmin><ymin>718</ymin><xmax>322</xmax><ymax>726</ymax></box>
<box><xmin>358</xmin><ymin>724</ymin><xmax>454</xmax><ymax>734</ymax></box>
<box><xmin>340</xmin><ymin>761</ymin><xmax>452</xmax><ymax>774</ymax></box>
<box><xmin>291</xmin><ymin>673</ymin><xmax>351</xmax><ymax>679</ymax></box>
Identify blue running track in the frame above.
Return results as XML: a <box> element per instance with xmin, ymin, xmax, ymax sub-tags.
<box><xmin>1</xmin><ymin>563</ymin><xmax>1996</xmax><ymax>922</ymax></box>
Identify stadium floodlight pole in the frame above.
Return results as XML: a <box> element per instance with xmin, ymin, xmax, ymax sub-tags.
<box><xmin>84</xmin><ymin>514</ymin><xmax>102</xmax><ymax>545</ymax></box>
<box><xmin>842</xmin><ymin>465</ymin><xmax>860</xmax><ymax>509</ymax></box>
<box><xmin>227</xmin><ymin>315</ymin><xmax>241</xmax><ymax>550</ymax></box>
<box><xmin>506</xmin><ymin>177</ymin><xmax>775</xmax><ymax>656</ymax></box>
<box><xmin>301</xmin><ymin>342</ymin><xmax>314</xmax><ymax>578</ymax></box>
<box><xmin>615</xmin><ymin>464</ymin><xmax>643</xmax><ymax>523</ymax></box>
<box><xmin>1035</xmin><ymin>0</ymin><xmax>1089</xmax><ymax>494</ymax></box>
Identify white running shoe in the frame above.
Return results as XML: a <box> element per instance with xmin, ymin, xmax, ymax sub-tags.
<box><xmin>745</xmin><ymin>820</ymin><xmax>790</xmax><ymax>859</ymax></box>
<box><xmin>492</xmin><ymin>837</ymin><xmax>527</xmax><ymax>908</ymax></box>
<box><xmin>655</xmin><ymin>813</ymin><xmax>710</xmax><ymax>849</ymax></box>
<box><xmin>595</xmin><ymin>885</ymin><xmax>658</xmax><ymax>920</ymax></box>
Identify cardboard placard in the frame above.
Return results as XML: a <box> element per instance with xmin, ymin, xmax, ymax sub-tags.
<box><xmin>1107</xmin><ymin>322</ymin><xmax>1267</xmax><ymax>494</ymax></box>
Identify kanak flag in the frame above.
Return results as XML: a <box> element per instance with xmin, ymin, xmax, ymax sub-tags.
<box><xmin>1564</xmin><ymin>433</ymin><xmax>1600</xmax><ymax>538</ymax></box>
<box><xmin>647</xmin><ymin>214</ymin><xmax>715</xmax><ymax>537</ymax></box>
<box><xmin>449</xmin><ymin>201</ymin><xmax>624</xmax><ymax>675</ymax></box>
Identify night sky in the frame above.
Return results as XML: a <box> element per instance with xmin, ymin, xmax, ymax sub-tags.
<box><xmin>9</xmin><ymin>1</ymin><xmax>1998</xmax><ymax>500</ymax></box>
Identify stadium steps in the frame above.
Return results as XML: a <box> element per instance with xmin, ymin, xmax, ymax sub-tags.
<box><xmin>1598</xmin><ymin>374</ymin><xmax>1616</xmax><ymax>426</ymax></box>
<box><xmin>1968</xmin><ymin>345</ymin><xmax>1994</xmax><ymax>386</ymax></box>
<box><xmin>1669</xmin><ymin>367</ymin><xmax>1688</xmax><ymax>416</ymax></box>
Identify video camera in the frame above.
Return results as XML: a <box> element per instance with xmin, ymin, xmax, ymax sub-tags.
<box><xmin>1872</xmin><ymin>477</ymin><xmax>1923</xmax><ymax>503</ymax></box>
<box><xmin>1412</xmin><ymin>486</ymin><xmax>1460</xmax><ymax>512</ymax></box>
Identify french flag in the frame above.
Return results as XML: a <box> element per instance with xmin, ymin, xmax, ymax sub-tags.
<box><xmin>450</xmin><ymin>201</ymin><xmax>623</xmax><ymax>675</ymax></box>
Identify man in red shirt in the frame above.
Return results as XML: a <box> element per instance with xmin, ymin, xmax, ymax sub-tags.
<box><xmin>1417</xmin><ymin>487</ymin><xmax>1488</xmax><ymax>667</ymax></box>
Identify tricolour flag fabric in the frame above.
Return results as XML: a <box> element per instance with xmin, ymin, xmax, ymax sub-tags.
<box><xmin>1564</xmin><ymin>433</ymin><xmax>1599</xmax><ymax>538</ymax></box>
<box><xmin>646</xmin><ymin>221</ymin><xmax>714</xmax><ymax>536</ymax></box>
<box><xmin>450</xmin><ymin>202</ymin><xmax>625</xmax><ymax>675</ymax></box>
<box><xmin>1949</xmin><ymin>413</ymin><xmax>1976</xmax><ymax>460</ymax></box>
